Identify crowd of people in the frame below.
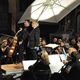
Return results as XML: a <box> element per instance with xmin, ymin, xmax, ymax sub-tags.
<box><xmin>0</xmin><ymin>19</ymin><xmax>40</xmax><ymax>64</ymax></box>
<box><xmin>0</xmin><ymin>19</ymin><xmax>80</xmax><ymax>80</ymax></box>
<box><xmin>49</xmin><ymin>34</ymin><xmax>80</xmax><ymax>80</ymax></box>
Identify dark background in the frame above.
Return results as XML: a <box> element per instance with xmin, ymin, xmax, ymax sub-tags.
<box><xmin>0</xmin><ymin>0</ymin><xmax>80</xmax><ymax>42</ymax></box>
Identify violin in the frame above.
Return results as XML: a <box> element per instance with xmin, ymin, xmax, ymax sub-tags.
<box><xmin>8</xmin><ymin>28</ymin><xmax>22</xmax><ymax>57</ymax></box>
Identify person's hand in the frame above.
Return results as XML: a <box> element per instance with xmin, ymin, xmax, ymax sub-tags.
<box><xmin>62</xmin><ymin>60</ymin><xmax>68</xmax><ymax>64</ymax></box>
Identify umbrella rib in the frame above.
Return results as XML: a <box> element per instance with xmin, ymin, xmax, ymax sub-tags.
<box><xmin>50</xmin><ymin>5</ymin><xmax>57</xmax><ymax>22</ymax></box>
<box><xmin>51</xmin><ymin>0</ymin><xmax>70</xmax><ymax>15</ymax></box>
<box><xmin>31</xmin><ymin>4</ymin><xmax>44</xmax><ymax>13</ymax></box>
<box><xmin>54</xmin><ymin>2</ymin><xmax>71</xmax><ymax>11</ymax></box>
<box><xmin>51</xmin><ymin>0</ymin><xmax>66</xmax><ymax>8</ymax></box>
<box><xmin>37</xmin><ymin>6</ymin><xmax>47</xmax><ymax>21</ymax></box>
<box><xmin>54</xmin><ymin>3</ymin><xmax>66</xmax><ymax>8</ymax></box>
<box><xmin>57</xmin><ymin>0</ymin><xmax>62</xmax><ymax>5</ymax></box>
<box><xmin>32</xmin><ymin>2</ymin><xmax>45</xmax><ymax>6</ymax></box>
<box><xmin>55</xmin><ymin>0</ymin><xmax>72</xmax><ymax>11</ymax></box>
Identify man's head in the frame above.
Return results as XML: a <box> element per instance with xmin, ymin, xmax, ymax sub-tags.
<box><xmin>24</xmin><ymin>20</ymin><xmax>30</xmax><ymax>28</ymax></box>
<box><xmin>53</xmin><ymin>37</ymin><xmax>58</xmax><ymax>43</ymax></box>
<box><xmin>31</xmin><ymin>20</ymin><xmax>39</xmax><ymax>29</ymax></box>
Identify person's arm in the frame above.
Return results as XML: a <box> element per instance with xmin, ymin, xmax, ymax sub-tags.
<box><xmin>34</xmin><ymin>28</ymin><xmax>40</xmax><ymax>47</ymax></box>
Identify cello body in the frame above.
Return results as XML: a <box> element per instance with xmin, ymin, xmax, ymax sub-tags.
<box><xmin>8</xmin><ymin>28</ymin><xmax>22</xmax><ymax>57</ymax></box>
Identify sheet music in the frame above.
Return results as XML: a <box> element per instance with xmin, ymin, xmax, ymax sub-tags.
<box><xmin>22</xmin><ymin>54</ymin><xmax>66</xmax><ymax>73</ymax></box>
<box><xmin>45</xmin><ymin>44</ymin><xmax>59</xmax><ymax>49</ymax></box>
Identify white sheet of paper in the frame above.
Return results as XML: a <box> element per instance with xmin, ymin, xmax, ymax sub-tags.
<box><xmin>22</xmin><ymin>54</ymin><xmax>66</xmax><ymax>73</ymax></box>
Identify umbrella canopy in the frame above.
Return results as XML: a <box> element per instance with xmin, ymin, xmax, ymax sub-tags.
<box><xmin>18</xmin><ymin>0</ymin><xmax>80</xmax><ymax>23</ymax></box>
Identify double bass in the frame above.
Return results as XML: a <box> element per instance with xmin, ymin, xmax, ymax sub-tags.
<box><xmin>8</xmin><ymin>28</ymin><xmax>22</xmax><ymax>57</ymax></box>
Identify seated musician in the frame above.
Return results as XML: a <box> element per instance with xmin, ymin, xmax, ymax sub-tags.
<box><xmin>28</xmin><ymin>49</ymin><xmax>51</xmax><ymax>73</ymax></box>
<box><xmin>0</xmin><ymin>39</ymin><xmax>13</xmax><ymax>64</ymax></box>
<box><xmin>62</xmin><ymin>47</ymin><xmax>77</xmax><ymax>64</ymax></box>
<box><xmin>28</xmin><ymin>49</ymin><xmax>51</xmax><ymax>80</ymax></box>
<box><xmin>61</xmin><ymin>47</ymin><xmax>80</xmax><ymax>80</ymax></box>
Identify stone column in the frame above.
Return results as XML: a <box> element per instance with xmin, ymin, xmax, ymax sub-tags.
<box><xmin>8</xmin><ymin>0</ymin><xmax>17</xmax><ymax>33</ymax></box>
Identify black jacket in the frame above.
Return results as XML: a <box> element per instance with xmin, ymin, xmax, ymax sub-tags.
<box><xmin>28</xmin><ymin>27</ymin><xmax>40</xmax><ymax>48</ymax></box>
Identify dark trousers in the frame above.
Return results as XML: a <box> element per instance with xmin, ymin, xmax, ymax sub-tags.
<box><xmin>26</xmin><ymin>48</ymin><xmax>37</xmax><ymax>60</ymax></box>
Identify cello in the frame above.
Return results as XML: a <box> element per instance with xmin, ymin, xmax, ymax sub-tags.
<box><xmin>8</xmin><ymin>28</ymin><xmax>22</xmax><ymax>57</ymax></box>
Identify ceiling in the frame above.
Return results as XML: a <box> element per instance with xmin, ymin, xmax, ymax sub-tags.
<box><xmin>18</xmin><ymin>0</ymin><xmax>80</xmax><ymax>23</ymax></box>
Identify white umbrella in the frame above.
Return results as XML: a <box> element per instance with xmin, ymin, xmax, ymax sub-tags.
<box><xmin>18</xmin><ymin>0</ymin><xmax>80</xmax><ymax>23</ymax></box>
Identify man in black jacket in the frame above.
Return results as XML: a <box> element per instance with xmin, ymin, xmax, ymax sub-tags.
<box><xmin>14</xmin><ymin>20</ymin><xmax>31</xmax><ymax>62</ymax></box>
<box><xmin>28</xmin><ymin>20</ymin><xmax>40</xmax><ymax>60</ymax></box>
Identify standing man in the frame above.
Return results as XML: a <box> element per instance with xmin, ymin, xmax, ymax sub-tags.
<box><xmin>28</xmin><ymin>20</ymin><xmax>40</xmax><ymax>60</ymax></box>
<box><xmin>14</xmin><ymin>20</ymin><xmax>31</xmax><ymax>62</ymax></box>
